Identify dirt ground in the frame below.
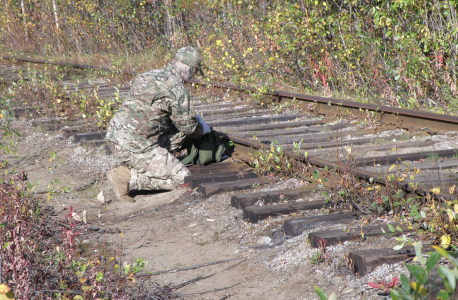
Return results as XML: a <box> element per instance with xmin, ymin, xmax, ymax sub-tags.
<box><xmin>4</xmin><ymin>118</ymin><xmax>412</xmax><ymax>300</ymax></box>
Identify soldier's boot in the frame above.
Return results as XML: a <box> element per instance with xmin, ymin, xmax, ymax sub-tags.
<box><xmin>106</xmin><ymin>166</ymin><xmax>135</xmax><ymax>203</ymax></box>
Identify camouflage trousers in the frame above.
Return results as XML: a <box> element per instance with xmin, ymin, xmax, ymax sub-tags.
<box><xmin>111</xmin><ymin>141</ymin><xmax>190</xmax><ymax>191</ymax></box>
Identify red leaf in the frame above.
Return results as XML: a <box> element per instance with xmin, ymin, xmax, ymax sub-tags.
<box><xmin>387</xmin><ymin>277</ymin><xmax>399</xmax><ymax>288</ymax></box>
<box><xmin>368</xmin><ymin>282</ymin><xmax>384</xmax><ymax>289</ymax></box>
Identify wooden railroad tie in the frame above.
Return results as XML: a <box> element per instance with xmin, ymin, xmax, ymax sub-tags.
<box><xmin>197</xmin><ymin>178</ymin><xmax>273</xmax><ymax>197</ymax></box>
<box><xmin>243</xmin><ymin>200</ymin><xmax>329</xmax><ymax>223</ymax></box>
<box><xmin>348</xmin><ymin>245</ymin><xmax>432</xmax><ymax>276</ymax></box>
<box><xmin>184</xmin><ymin>170</ymin><xmax>257</xmax><ymax>190</ymax></box>
<box><xmin>284</xmin><ymin>212</ymin><xmax>360</xmax><ymax>237</ymax></box>
<box><xmin>308</xmin><ymin>224</ymin><xmax>414</xmax><ymax>248</ymax></box>
<box><xmin>231</xmin><ymin>187</ymin><xmax>311</xmax><ymax>209</ymax></box>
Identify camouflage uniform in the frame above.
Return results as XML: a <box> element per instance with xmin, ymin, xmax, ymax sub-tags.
<box><xmin>105</xmin><ymin>49</ymin><xmax>204</xmax><ymax>191</ymax></box>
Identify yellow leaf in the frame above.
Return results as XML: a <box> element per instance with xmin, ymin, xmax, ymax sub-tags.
<box><xmin>0</xmin><ymin>114</ymin><xmax>3</xmax><ymax>118</ymax></box>
<box><xmin>0</xmin><ymin>284</ymin><xmax>14</xmax><ymax>299</ymax></box>
<box><xmin>450</xmin><ymin>185</ymin><xmax>456</xmax><ymax>194</ymax></box>
<box><xmin>388</xmin><ymin>164</ymin><xmax>396</xmax><ymax>172</ymax></box>
<box><xmin>410</xmin><ymin>282</ymin><xmax>427</xmax><ymax>296</ymax></box>
<box><xmin>391</xmin><ymin>148</ymin><xmax>396</xmax><ymax>152</ymax></box>
<box><xmin>397</xmin><ymin>175</ymin><xmax>406</xmax><ymax>181</ymax></box>
<box><xmin>414</xmin><ymin>168</ymin><xmax>421</xmax><ymax>174</ymax></box>
<box><xmin>430</xmin><ymin>187</ymin><xmax>441</xmax><ymax>194</ymax></box>
<box><xmin>440</xmin><ymin>235</ymin><xmax>451</xmax><ymax>249</ymax></box>
<box><xmin>81</xmin><ymin>286</ymin><xmax>94</xmax><ymax>292</ymax></box>
<box><xmin>446</xmin><ymin>209</ymin><xmax>455</xmax><ymax>223</ymax></box>
<box><xmin>455</xmin><ymin>204</ymin><xmax>458</xmax><ymax>214</ymax></box>
<box><xmin>80</xmin><ymin>278</ymin><xmax>87</xmax><ymax>284</ymax></box>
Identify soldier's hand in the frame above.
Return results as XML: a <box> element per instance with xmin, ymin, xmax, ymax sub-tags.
<box><xmin>195</xmin><ymin>115</ymin><xmax>211</xmax><ymax>135</ymax></box>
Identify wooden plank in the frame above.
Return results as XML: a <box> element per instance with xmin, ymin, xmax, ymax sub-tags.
<box><xmin>206</xmin><ymin>114</ymin><xmax>304</xmax><ymax>127</ymax></box>
<box><xmin>218</xmin><ymin>119</ymin><xmax>325</xmax><ymax>132</ymax></box>
<box><xmin>316</xmin><ymin>140</ymin><xmax>435</xmax><ymax>157</ymax></box>
<box><xmin>308</xmin><ymin>225</ymin><xmax>414</xmax><ymax>248</ymax></box>
<box><xmin>197</xmin><ymin>106</ymin><xmax>252</xmax><ymax>116</ymax></box>
<box><xmin>184</xmin><ymin>170</ymin><xmax>257</xmax><ymax>189</ymax></box>
<box><xmin>194</xmin><ymin>102</ymin><xmax>249</xmax><ymax>110</ymax></box>
<box><xmin>269</xmin><ymin>128</ymin><xmax>388</xmax><ymax>145</ymax></box>
<box><xmin>355</xmin><ymin>149</ymin><xmax>458</xmax><ymax>167</ymax></box>
<box><xmin>243</xmin><ymin>200</ymin><xmax>329</xmax><ymax>223</ymax></box>
<box><xmin>349</xmin><ymin>245</ymin><xmax>432</xmax><ymax>276</ymax></box>
<box><xmin>280</xmin><ymin>134</ymin><xmax>408</xmax><ymax>151</ymax></box>
<box><xmin>205</xmin><ymin>111</ymin><xmax>275</xmax><ymax>122</ymax></box>
<box><xmin>73</xmin><ymin>131</ymin><xmax>106</xmax><ymax>142</ymax></box>
<box><xmin>81</xmin><ymin>139</ymin><xmax>107</xmax><ymax>148</ymax></box>
<box><xmin>187</xmin><ymin>161</ymin><xmax>251</xmax><ymax>176</ymax></box>
<box><xmin>197</xmin><ymin>178</ymin><xmax>273</xmax><ymax>197</ymax></box>
<box><xmin>413</xmin><ymin>172</ymin><xmax>458</xmax><ymax>184</ymax></box>
<box><xmin>231</xmin><ymin>187</ymin><xmax>311</xmax><ymax>209</ymax></box>
<box><xmin>235</xmin><ymin>123</ymin><xmax>348</xmax><ymax>138</ymax></box>
<box><xmin>363</xmin><ymin>156</ymin><xmax>458</xmax><ymax>174</ymax></box>
<box><xmin>284</xmin><ymin>212</ymin><xmax>359</xmax><ymax>237</ymax></box>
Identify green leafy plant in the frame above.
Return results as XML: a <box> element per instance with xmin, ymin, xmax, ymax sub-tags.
<box><xmin>310</xmin><ymin>237</ymin><xmax>330</xmax><ymax>265</ymax></box>
<box><xmin>390</xmin><ymin>243</ymin><xmax>458</xmax><ymax>300</ymax></box>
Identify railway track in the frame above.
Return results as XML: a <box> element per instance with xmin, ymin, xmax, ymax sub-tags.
<box><xmin>1</xmin><ymin>56</ymin><xmax>456</xmax><ymax>296</ymax></box>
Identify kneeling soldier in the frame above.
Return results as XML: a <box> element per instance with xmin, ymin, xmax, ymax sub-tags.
<box><xmin>105</xmin><ymin>47</ymin><xmax>210</xmax><ymax>203</ymax></box>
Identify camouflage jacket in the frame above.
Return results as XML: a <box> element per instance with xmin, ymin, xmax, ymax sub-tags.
<box><xmin>105</xmin><ymin>64</ymin><xmax>203</xmax><ymax>153</ymax></box>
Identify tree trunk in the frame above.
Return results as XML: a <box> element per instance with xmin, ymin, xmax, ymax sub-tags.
<box><xmin>165</xmin><ymin>0</ymin><xmax>174</xmax><ymax>48</ymax></box>
<box><xmin>52</xmin><ymin>0</ymin><xmax>59</xmax><ymax>30</ymax></box>
<box><xmin>20</xmin><ymin>0</ymin><xmax>27</xmax><ymax>41</ymax></box>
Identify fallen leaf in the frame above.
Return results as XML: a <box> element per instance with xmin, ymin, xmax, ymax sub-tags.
<box><xmin>368</xmin><ymin>277</ymin><xmax>399</xmax><ymax>292</ymax></box>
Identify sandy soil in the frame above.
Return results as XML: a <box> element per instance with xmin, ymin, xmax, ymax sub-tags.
<box><xmin>3</xmin><ymin>118</ymin><xmax>415</xmax><ymax>300</ymax></box>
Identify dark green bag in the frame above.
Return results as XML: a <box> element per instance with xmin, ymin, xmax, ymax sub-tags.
<box><xmin>181</xmin><ymin>130</ymin><xmax>226</xmax><ymax>165</ymax></box>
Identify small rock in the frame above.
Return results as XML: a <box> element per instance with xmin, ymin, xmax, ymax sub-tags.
<box><xmin>257</xmin><ymin>236</ymin><xmax>271</xmax><ymax>246</ymax></box>
<box><xmin>82</xmin><ymin>240</ymin><xmax>90</xmax><ymax>244</ymax></box>
<box><xmin>330</xmin><ymin>276</ymin><xmax>343</xmax><ymax>285</ymax></box>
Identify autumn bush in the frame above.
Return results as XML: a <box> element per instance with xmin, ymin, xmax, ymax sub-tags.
<box><xmin>1</xmin><ymin>0</ymin><xmax>457</xmax><ymax>111</ymax></box>
<box><xmin>0</xmin><ymin>172</ymin><xmax>170</xmax><ymax>299</ymax></box>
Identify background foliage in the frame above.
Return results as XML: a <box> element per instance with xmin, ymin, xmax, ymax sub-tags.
<box><xmin>1</xmin><ymin>0</ymin><xmax>457</xmax><ymax>108</ymax></box>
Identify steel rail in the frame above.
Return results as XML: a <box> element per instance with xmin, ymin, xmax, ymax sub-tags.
<box><xmin>188</xmin><ymin>79</ymin><xmax>458</xmax><ymax>124</ymax></box>
<box><xmin>2</xmin><ymin>54</ymin><xmax>457</xmax><ymax>129</ymax></box>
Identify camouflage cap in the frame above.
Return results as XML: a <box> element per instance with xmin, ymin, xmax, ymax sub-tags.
<box><xmin>174</xmin><ymin>47</ymin><xmax>204</xmax><ymax>76</ymax></box>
